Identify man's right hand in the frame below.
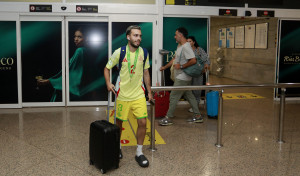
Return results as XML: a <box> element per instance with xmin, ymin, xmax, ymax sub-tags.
<box><xmin>107</xmin><ymin>83</ymin><xmax>116</xmax><ymax>95</ymax></box>
<box><xmin>159</xmin><ymin>66</ymin><xmax>165</xmax><ymax>71</ymax></box>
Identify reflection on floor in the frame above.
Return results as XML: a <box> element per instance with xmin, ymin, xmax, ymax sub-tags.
<box><xmin>222</xmin><ymin>93</ymin><xmax>265</xmax><ymax>100</ymax></box>
<box><xmin>1</xmin><ymin>75</ymin><xmax>300</xmax><ymax>176</ymax></box>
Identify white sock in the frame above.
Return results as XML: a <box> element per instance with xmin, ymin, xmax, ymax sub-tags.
<box><xmin>136</xmin><ymin>145</ymin><xmax>143</xmax><ymax>157</ymax></box>
<box><xmin>137</xmin><ymin>145</ymin><xmax>148</xmax><ymax>164</ymax></box>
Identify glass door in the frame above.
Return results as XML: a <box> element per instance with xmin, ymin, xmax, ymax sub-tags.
<box><xmin>0</xmin><ymin>14</ymin><xmax>19</xmax><ymax>108</ymax></box>
<box><xmin>20</xmin><ymin>16</ymin><xmax>65</xmax><ymax>107</ymax></box>
<box><xmin>108</xmin><ymin>15</ymin><xmax>157</xmax><ymax>104</ymax></box>
<box><xmin>65</xmin><ymin>17</ymin><xmax>109</xmax><ymax>106</ymax></box>
<box><xmin>18</xmin><ymin>15</ymin><xmax>157</xmax><ymax>107</ymax></box>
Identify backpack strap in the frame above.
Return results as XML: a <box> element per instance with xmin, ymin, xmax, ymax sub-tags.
<box><xmin>118</xmin><ymin>45</ymin><xmax>127</xmax><ymax>70</ymax></box>
<box><xmin>142</xmin><ymin>47</ymin><xmax>148</xmax><ymax>69</ymax></box>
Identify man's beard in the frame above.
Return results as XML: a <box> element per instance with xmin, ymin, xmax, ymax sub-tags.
<box><xmin>130</xmin><ymin>40</ymin><xmax>140</xmax><ymax>48</ymax></box>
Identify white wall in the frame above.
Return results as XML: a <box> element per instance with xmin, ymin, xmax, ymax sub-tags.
<box><xmin>1</xmin><ymin>1</ymin><xmax>300</xmax><ymax>17</ymax></box>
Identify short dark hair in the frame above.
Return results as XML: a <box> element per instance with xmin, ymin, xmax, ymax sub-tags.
<box><xmin>126</xmin><ymin>25</ymin><xmax>141</xmax><ymax>36</ymax></box>
<box><xmin>176</xmin><ymin>27</ymin><xmax>188</xmax><ymax>38</ymax></box>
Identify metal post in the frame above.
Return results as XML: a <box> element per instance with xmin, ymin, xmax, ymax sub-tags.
<box><xmin>215</xmin><ymin>89</ymin><xmax>224</xmax><ymax>148</ymax></box>
<box><xmin>149</xmin><ymin>99</ymin><xmax>157</xmax><ymax>151</ymax></box>
<box><xmin>107</xmin><ymin>93</ymin><xmax>110</xmax><ymax>121</ymax></box>
<box><xmin>278</xmin><ymin>88</ymin><xmax>286</xmax><ymax>143</ymax></box>
<box><xmin>114</xmin><ymin>93</ymin><xmax>117</xmax><ymax>125</ymax></box>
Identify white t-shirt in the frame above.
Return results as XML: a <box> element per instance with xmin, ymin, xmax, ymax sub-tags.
<box><xmin>174</xmin><ymin>42</ymin><xmax>195</xmax><ymax>81</ymax></box>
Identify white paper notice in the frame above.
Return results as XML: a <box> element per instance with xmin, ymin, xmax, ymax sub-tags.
<box><xmin>235</xmin><ymin>26</ymin><xmax>244</xmax><ymax>48</ymax></box>
<box><xmin>245</xmin><ymin>24</ymin><xmax>255</xmax><ymax>48</ymax></box>
<box><xmin>255</xmin><ymin>23</ymin><xmax>268</xmax><ymax>49</ymax></box>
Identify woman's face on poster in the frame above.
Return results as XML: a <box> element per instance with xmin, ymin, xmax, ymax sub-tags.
<box><xmin>74</xmin><ymin>30</ymin><xmax>84</xmax><ymax>47</ymax></box>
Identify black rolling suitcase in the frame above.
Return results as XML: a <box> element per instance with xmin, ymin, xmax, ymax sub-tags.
<box><xmin>89</xmin><ymin>94</ymin><xmax>120</xmax><ymax>174</ymax></box>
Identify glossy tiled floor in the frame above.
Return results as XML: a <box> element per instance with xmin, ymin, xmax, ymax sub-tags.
<box><xmin>1</xmin><ymin>75</ymin><xmax>300</xmax><ymax>176</ymax></box>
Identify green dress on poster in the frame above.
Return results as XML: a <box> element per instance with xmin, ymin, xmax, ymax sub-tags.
<box><xmin>49</xmin><ymin>47</ymin><xmax>86</xmax><ymax>101</ymax></box>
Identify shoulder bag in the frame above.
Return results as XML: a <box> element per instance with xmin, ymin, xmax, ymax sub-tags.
<box><xmin>179</xmin><ymin>48</ymin><xmax>204</xmax><ymax>77</ymax></box>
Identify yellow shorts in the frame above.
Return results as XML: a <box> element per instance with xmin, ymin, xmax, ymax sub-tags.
<box><xmin>116</xmin><ymin>97</ymin><xmax>148</xmax><ymax>121</ymax></box>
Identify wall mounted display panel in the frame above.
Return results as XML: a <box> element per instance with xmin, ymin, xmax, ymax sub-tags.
<box><xmin>163</xmin><ymin>17</ymin><xmax>208</xmax><ymax>86</ymax></box>
<box><xmin>226</xmin><ymin>27</ymin><xmax>235</xmax><ymax>48</ymax></box>
<box><xmin>0</xmin><ymin>0</ymin><xmax>61</xmax><ymax>2</ymax></box>
<box><xmin>166</xmin><ymin>0</ymin><xmax>244</xmax><ymax>7</ymax></box>
<box><xmin>245</xmin><ymin>24</ymin><xmax>255</xmax><ymax>49</ymax></box>
<box><xmin>21</xmin><ymin>20</ymin><xmax>63</xmax><ymax>104</ymax></box>
<box><xmin>235</xmin><ymin>26</ymin><xmax>244</xmax><ymax>48</ymax></box>
<box><xmin>255</xmin><ymin>23</ymin><xmax>268</xmax><ymax>49</ymax></box>
<box><xmin>277</xmin><ymin>20</ymin><xmax>300</xmax><ymax>97</ymax></box>
<box><xmin>66</xmin><ymin>21</ymin><xmax>108</xmax><ymax>104</ymax></box>
<box><xmin>247</xmin><ymin>0</ymin><xmax>300</xmax><ymax>9</ymax></box>
<box><xmin>0</xmin><ymin>21</ymin><xmax>18</xmax><ymax>104</ymax></box>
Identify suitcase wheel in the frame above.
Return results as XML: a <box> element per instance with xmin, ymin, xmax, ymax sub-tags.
<box><xmin>208</xmin><ymin>115</ymin><xmax>218</xmax><ymax>119</ymax></box>
<box><xmin>89</xmin><ymin>159</ymin><xmax>94</xmax><ymax>165</ymax></box>
<box><xmin>100</xmin><ymin>169</ymin><xmax>106</xmax><ymax>174</ymax></box>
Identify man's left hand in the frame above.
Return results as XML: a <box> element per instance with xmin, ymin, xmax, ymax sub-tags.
<box><xmin>148</xmin><ymin>92</ymin><xmax>153</xmax><ymax>102</ymax></box>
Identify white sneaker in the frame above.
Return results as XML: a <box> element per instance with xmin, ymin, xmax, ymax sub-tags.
<box><xmin>188</xmin><ymin>108</ymin><xmax>193</xmax><ymax>113</ymax></box>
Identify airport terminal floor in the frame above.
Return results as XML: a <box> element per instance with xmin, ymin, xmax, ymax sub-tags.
<box><xmin>1</xmin><ymin>75</ymin><xmax>300</xmax><ymax>176</ymax></box>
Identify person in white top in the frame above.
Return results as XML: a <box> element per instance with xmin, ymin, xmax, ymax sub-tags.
<box><xmin>159</xmin><ymin>27</ymin><xmax>203</xmax><ymax>126</ymax></box>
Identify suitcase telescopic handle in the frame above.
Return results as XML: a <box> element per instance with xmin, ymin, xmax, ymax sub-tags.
<box><xmin>206</xmin><ymin>69</ymin><xmax>209</xmax><ymax>83</ymax></box>
<box><xmin>162</xmin><ymin>69</ymin><xmax>166</xmax><ymax>96</ymax></box>
<box><xmin>107</xmin><ymin>90</ymin><xmax>117</xmax><ymax>124</ymax></box>
<box><xmin>107</xmin><ymin>92</ymin><xmax>110</xmax><ymax>121</ymax></box>
<box><xmin>114</xmin><ymin>92</ymin><xmax>117</xmax><ymax>125</ymax></box>
<box><xmin>159</xmin><ymin>51</ymin><xmax>168</xmax><ymax>96</ymax></box>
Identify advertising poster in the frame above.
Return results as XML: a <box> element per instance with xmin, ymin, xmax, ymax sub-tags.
<box><xmin>226</xmin><ymin>27</ymin><xmax>235</xmax><ymax>48</ymax></box>
<box><xmin>21</xmin><ymin>21</ymin><xmax>62</xmax><ymax>103</ymax></box>
<box><xmin>66</xmin><ymin>22</ymin><xmax>108</xmax><ymax>102</ymax></box>
<box><xmin>163</xmin><ymin>17</ymin><xmax>208</xmax><ymax>86</ymax></box>
<box><xmin>278</xmin><ymin>20</ymin><xmax>300</xmax><ymax>97</ymax></box>
<box><xmin>111</xmin><ymin>22</ymin><xmax>153</xmax><ymax>100</ymax></box>
<box><xmin>0</xmin><ymin>21</ymin><xmax>18</xmax><ymax>104</ymax></box>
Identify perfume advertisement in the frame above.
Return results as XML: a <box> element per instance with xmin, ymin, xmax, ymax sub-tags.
<box><xmin>278</xmin><ymin>20</ymin><xmax>300</xmax><ymax>97</ymax></box>
<box><xmin>0</xmin><ymin>21</ymin><xmax>18</xmax><ymax>104</ymax></box>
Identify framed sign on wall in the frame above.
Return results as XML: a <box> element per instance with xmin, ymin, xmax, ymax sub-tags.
<box><xmin>255</xmin><ymin>23</ymin><xmax>268</xmax><ymax>49</ymax></box>
<box><xmin>235</xmin><ymin>26</ymin><xmax>245</xmax><ymax>48</ymax></box>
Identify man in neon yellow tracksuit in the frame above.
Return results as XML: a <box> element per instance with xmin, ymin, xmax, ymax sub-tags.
<box><xmin>104</xmin><ymin>25</ymin><xmax>152</xmax><ymax>168</ymax></box>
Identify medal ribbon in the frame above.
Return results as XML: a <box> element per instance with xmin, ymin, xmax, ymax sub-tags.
<box><xmin>126</xmin><ymin>45</ymin><xmax>139</xmax><ymax>80</ymax></box>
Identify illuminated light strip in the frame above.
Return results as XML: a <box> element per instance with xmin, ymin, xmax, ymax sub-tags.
<box><xmin>165</xmin><ymin>0</ymin><xmax>175</xmax><ymax>5</ymax></box>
